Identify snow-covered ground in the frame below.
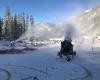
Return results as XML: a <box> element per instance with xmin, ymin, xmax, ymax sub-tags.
<box><xmin>0</xmin><ymin>41</ymin><xmax>100</xmax><ymax>80</ymax></box>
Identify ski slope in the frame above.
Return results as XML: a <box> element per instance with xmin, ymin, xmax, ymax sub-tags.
<box><xmin>0</xmin><ymin>41</ymin><xmax>100</xmax><ymax>80</ymax></box>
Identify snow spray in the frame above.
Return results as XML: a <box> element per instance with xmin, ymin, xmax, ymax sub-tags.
<box><xmin>64</xmin><ymin>23</ymin><xmax>76</xmax><ymax>42</ymax></box>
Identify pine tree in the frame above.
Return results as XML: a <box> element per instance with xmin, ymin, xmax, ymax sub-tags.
<box><xmin>3</xmin><ymin>5</ymin><xmax>13</xmax><ymax>40</ymax></box>
<box><xmin>29</xmin><ymin>15</ymin><xmax>34</xmax><ymax>39</ymax></box>
<box><xmin>22</xmin><ymin>13</ymin><xmax>26</xmax><ymax>33</ymax></box>
<box><xmin>29</xmin><ymin>15</ymin><xmax>34</xmax><ymax>26</ymax></box>
<box><xmin>13</xmin><ymin>13</ymin><xmax>24</xmax><ymax>40</ymax></box>
<box><xmin>13</xmin><ymin>14</ymin><xmax>21</xmax><ymax>39</ymax></box>
<box><xmin>28</xmin><ymin>15</ymin><xmax>34</xmax><ymax>29</ymax></box>
<box><xmin>25</xmin><ymin>15</ymin><xmax>29</xmax><ymax>30</ymax></box>
<box><xmin>13</xmin><ymin>14</ymin><xmax>17</xmax><ymax>40</ymax></box>
<box><xmin>17</xmin><ymin>13</ymin><xmax>24</xmax><ymax>37</ymax></box>
<box><xmin>0</xmin><ymin>17</ymin><xmax>3</xmax><ymax>39</ymax></box>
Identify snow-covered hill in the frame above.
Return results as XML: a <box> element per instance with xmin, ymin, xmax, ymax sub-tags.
<box><xmin>72</xmin><ymin>6</ymin><xmax>100</xmax><ymax>39</ymax></box>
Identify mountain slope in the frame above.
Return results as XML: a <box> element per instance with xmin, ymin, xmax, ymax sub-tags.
<box><xmin>72</xmin><ymin>6</ymin><xmax>100</xmax><ymax>38</ymax></box>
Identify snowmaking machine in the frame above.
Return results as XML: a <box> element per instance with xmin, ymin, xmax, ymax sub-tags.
<box><xmin>58</xmin><ymin>38</ymin><xmax>76</xmax><ymax>61</ymax></box>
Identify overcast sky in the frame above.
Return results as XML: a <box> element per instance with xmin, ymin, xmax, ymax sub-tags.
<box><xmin>0</xmin><ymin>0</ymin><xmax>100</xmax><ymax>23</ymax></box>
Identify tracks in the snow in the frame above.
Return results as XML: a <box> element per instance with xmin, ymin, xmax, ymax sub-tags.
<box><xmin>0</xmin><ymin>63</ymin><xmax>93</xmax><ymax>80</ymax></box>
<box><xmin>70</xmin><ymin>63</ymin><xmax>93</xmax><ymax>80</ymax></box>
<box><xmin>0</xmin><ymin>68</ymin><xmax>11</xmax><ymax>80</ymax></box>
<box><xmin>5</xmin><ymin>63</ymin><xmax>51</xmax><ymax>76</ymax></box>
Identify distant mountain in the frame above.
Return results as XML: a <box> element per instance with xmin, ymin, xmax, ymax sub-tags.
<box><xmin>72</xmin><ymin>5</ymin><xmax>100</xmax><ymax>38</ymax></box>
<box><xmin>34</xmin><ymin>22</ymin><xmax>65</xmax><ymax>39</ymax></box>
<box><xmin>35</xmin><ymin>6</ymin><xmax>100</xmax><ymax>40</ymax></box>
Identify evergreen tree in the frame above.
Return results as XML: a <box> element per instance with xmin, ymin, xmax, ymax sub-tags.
<box><xmin>29</xmin><ymin>15</ymin><xmax>34</xmax><ymax>39</ymax></box>
<box><xmin>29</xmin><ymin>15</ymin><xmax>34</xmax><ymax>26</ymax></box>
<box><xmin>25</xmin><ymin>15</ymin><xmax>29</xmax><ymax>30</ymax></box>
<box><xmin>28</xmin><ymin>15</ymin><xmax>34</xmax><ymax>29</ymax></box>
<box><xmin>13</xmin><ymin>14</ymin><xmax>21</xmax><ymax>39</ymax></box>
<box><xmin>22</xmin><ymin>13</ymin><xmax>26</xmax><ymax>33</ymax></box>
<box><xmin>12</xmin><ymin>13</ymin><xmax>27</xmax><ymax>40</ymax></box>
<box><xmin>3</xmin><ymin>6</ymin><xmax>13</xmax><ymax>40</ymax></box>
<box><xmin>0</xmin><ymin>17</ymin><xmax>3</xmax><ymax>39</ymax></box>
<box><xmin>17</xmin><ymin>14</ymin><xmax>24</xmax><ymax>37</ymax></box>
<box><xmin>13</xmin><ymin>14</ymin><xmax>17</xmax><ymax>40</ymax></box>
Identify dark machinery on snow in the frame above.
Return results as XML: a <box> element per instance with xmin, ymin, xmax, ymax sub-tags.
<box><xmin>58</xmin><ymin>39</ymin><xmax>76</xmax><ymax>61</ymax></box>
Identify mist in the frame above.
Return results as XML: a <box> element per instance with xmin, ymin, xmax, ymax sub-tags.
<box><xmin>15</xmin><ymin>3</ymin><xmax>100</xmax><ymax>42</ymax></box>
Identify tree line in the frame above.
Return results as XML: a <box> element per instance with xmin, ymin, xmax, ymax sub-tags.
<box><xmin>0</xmin><ymin>6</ymin><xmax>34</xmax><ymax>41</ymax></box>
